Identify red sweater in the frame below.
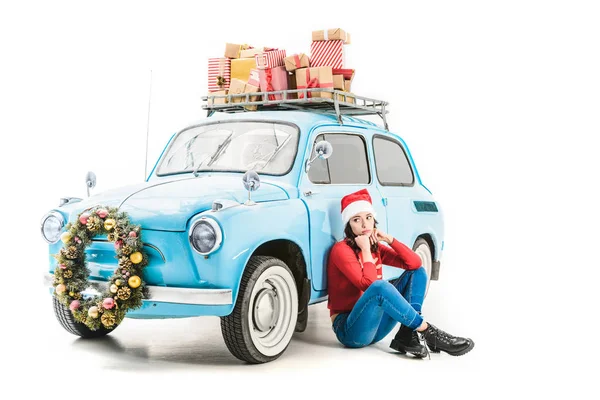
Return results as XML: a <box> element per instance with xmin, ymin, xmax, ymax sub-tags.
<box><xmin>327</xmin><ymin>238</ymin><xmax>422</xmax><ymax>316</ymax></box>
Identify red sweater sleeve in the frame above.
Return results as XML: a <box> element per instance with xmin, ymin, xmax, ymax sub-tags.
<box><xmin>379</xmin><ymin>238</ymin><xmax>422</xmax><ymax>270</ymax></box>
<box><xmin>330</xmin><ymin>243</ymin><xmax>377</xmax><ymax>291</ymax></box>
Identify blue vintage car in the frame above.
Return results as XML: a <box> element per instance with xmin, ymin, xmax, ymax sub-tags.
<box><xmin>41</xmin><ymin>93</ymin><xmax>444</xmax><ymax>363</ymax></box>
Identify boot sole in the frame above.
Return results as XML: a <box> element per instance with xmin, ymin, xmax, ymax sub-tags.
<box><xmin>428</xmin><ymin>339</ymin><xmax>475</xmax><ymax>356</ymax></box>
<box><xmin>390</xmin><ymin>339</ymin><xmax>428</xmax><ymax>358</ymax></box>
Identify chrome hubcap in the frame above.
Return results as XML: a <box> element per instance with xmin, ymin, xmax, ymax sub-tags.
<box><xmin>253</xmin><ymin>287</ymin><xmax>280</xmax><ymax>332</ymax></box>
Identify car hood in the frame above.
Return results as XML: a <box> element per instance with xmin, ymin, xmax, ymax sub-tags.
<box><xmin>60</xmin><ymin>175</ymin><xmax>288</xmax><ymax>231</ymax></box>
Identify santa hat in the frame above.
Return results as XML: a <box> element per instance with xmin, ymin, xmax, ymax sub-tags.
<box><xmin>341</xmin><ymin>188</ymin><xmax>376</xmax><ymax>226</ymax></box>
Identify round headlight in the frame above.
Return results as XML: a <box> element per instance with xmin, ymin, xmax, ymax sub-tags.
<box><xmin>189</xmin><ymin>218</ymin><xmax>222</xmax><ymax>254</ymax></box>
<box><xmin>41</xmin><ymin>212</ymin><xmax>65</xmax><ymax>244</ymax></box>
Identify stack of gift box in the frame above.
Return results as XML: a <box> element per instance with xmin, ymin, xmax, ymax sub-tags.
<box><xmin>207</xmin><ymin>28</ymin><xmax>356</xmax><ymax>109</ymax></box>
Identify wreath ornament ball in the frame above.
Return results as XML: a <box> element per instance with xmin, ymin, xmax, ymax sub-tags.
<box><xmin>52</xmin><ymin>206</ymin><xmax>148</xmax><ymax>330</ymax></box>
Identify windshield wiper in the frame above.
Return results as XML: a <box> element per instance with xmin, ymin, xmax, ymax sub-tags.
<box><xmin>193</xmin><ymin>132</ymin><xmax>233</xmax><ymax>177</ymax></box>
<box><xmin>247</xmin><ymin>133</ymin><xmax>292</xmax><ymax>171</ymax></box>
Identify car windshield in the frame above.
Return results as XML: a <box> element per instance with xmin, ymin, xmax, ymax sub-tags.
<box><xmin>157</xmin><ymin>121</ymin><xmax>299</xmax><ymax>176</ymax></box>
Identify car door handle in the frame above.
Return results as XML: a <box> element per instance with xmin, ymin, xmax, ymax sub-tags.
<box><xmin>304</xmin><ymin>190</ymin><xmax>320</xmax><ymax>196</ymax></box>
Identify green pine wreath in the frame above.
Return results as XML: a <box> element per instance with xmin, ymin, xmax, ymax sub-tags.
<box><xmin>52</xmin><ymin>206</ymin><xmax>148</xmax><ymax>330</ymax></box>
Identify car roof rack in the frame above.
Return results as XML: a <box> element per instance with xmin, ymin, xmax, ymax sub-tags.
<box><xmin>201</xmin><ymin>89</ymin><xmax>390</xmax><ymax>130</ymax></box>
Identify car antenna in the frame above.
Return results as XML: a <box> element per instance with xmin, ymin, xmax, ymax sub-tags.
<box><xmin>144</xmin><ymin>69</ymin><xmax>153</xmax><ymax>181</ymax></box>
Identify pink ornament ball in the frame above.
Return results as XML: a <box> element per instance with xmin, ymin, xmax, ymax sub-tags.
<box><xmin>79</xmin><ymin>213</ymin><xmax>90</xmax><ymax>225</ymax></box>
<box><xmin>74</xmin><ymin>237</ymin><xmax>82</xmax><ymax>244</ymax></box>
<box><xmin>115</xmin><ymin>240</ymin><xmax>123</xmax><ymax>249</ymax></box>
<box><xmin>59</xmin><ymin>264</ymin><xmax>67</xmax><ymax>269</ymax></box>
<box><xmin>103</xmin><ymin>298</ymin><xmax>115</xmax><ymax>309</ymax></box>
<box><xmin>97</xmin><ymin>209</ymin><xmax>109</xmax><ymax>218</ymax></box>
<box><xmin>129</xmin><ymin>231</ymin><xmax>137</xmax><ymax>238</ymax></box>
<box><xmin>69</xmin><ymin>300</ymin><xmax>80</xmax><ymax>311</ymax></box>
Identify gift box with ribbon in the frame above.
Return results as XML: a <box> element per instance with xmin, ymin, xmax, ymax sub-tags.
<box><xmin>231</xmin><ymin>58</ymin><xmax>257</xmax><ymax>82</ymax></box>
<box><xmin>312</xmin><ymin>28</ymin><xmax>350</xmax><ymax>44</ymax></box>
<box><xmin>255</xmin><ymin>49</ymin><xmax>287</xmax><ymax>70</ymax></box>
<box><xmin>284</xmin><ymin>53</ymin><xmax>310</xmax><ymax>72</ymax></box>
<box><xmin>208</xmin><ymin>58</ymin><xmax>231</xmax><ymax>92</ymax></box>
<box><xmin>295</xmin><ymin>66</ymin><xmax>334</xmax><ymax>99</ymax></box>
<box><xmin>310</xmin><ymin>40</ymin><xmax>345</xmax><ymax>69</ymax></box>
<box><xmin>258</xmin><ymin>66</ymin><xmax>289</xmax><ymax>100</ymax></box>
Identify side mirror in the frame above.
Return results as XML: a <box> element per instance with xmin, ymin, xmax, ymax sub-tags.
<box><xmin>305</xmin><ymin>140</ymin><xmax>333</xmax><ymax>173</ymax></box>
<box><xmin>85</xmin><ymin>171</ymin><xmax>97</xmax><ymax>197</ymax></box>
<box><xmin>242</xmin><ymin>170</ymin><xmax>260</xmax><ymax>206</ymax></box>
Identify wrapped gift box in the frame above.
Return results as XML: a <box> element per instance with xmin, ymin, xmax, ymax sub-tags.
<box><xmin>332</xmin><ymin>68</ymin><xmax>355</xmax><ymax>91</ymax></box>
<box><xmin>208</xmin><ymin>58</ymin><xmax>231</xmax><ymax>92</ymax></box>
<box><xmin>231</xmin><ymin>58</ymin><xmax>257</xmax><ymax>82</ymax></box>
<box><xmin>240</xmin><ymin>47</ymin><xmax>265</xmax><ymax>58</ymax></box>
<box><xmin>208</xmin><ymin>90</ymin><xmax>228</xmax><ymax>105</ymax></box>
<box><xmin>255</xmin><ymin>49</ymin><xmax>287</xmax><ymax>69</ymax></box>
<box><xmin>310</xmin><ymin>40</ymin><xmax>345</xmax><ymax>69</ymax></box>
<box><xmin>258</xmin><ymin>66</ymin><xmax>289</xmax><ymax>100</ymax></box>
<box><xmin>228</xmin><ymin>78</ymin><xmax>260</xmax><ymax>110</ymax></box>
<box><xmin>248</xmin><ymin>69</ymin><xmax>260</xmax><ymax>87</ymax></box>
<box><xmin>333</xmin><ymin>74</ymin><xmax>345</xmax><ymax>90</ymax></box>
<box><xmin>284</xmin><ymin>53</ymin><xmax>310</xmax><ymax>72</ymax></box>
<box><xmin>225</xmin><ymin>43</ymin><xmax>244</xmax><ymax>59</ymax></box>
<box><xmin>312</xmin><ymin>28</ymin><xmax>350</xmax><ymax>44</ymax></box>
<box><xmin>295</xmin><ymin>66</ymin><xmax>334</xmax><ymax>99</ymax></box>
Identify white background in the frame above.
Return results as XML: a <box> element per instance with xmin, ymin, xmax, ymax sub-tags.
<box><xmin>1</xmin><ymin>0</ymin><xmax>599</xmax><ymax>398</ymax></box>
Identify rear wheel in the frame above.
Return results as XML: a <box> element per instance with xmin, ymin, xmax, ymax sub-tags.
<box><xmin>413</xmin><ymin>238</ymin><xmax>433</xmax><ymax>296</ymax></box>
<box><xmin>221</xmin><ymin>256</ymin><xmax>298</xmax><ymax>364</ymax></box>
<box><xmin>52</xmin><ymin>296</ymin><xmax>116</xmax><ymax>338</ymax></box>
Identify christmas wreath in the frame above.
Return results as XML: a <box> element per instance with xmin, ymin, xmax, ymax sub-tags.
<box><xmin>52</xmin><ymin>206</ymin><xmax>148</xmax><ymax>330</ymax></box>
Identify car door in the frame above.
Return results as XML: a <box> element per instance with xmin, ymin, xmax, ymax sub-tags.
<box><xmin>299</xmin><ymin>129</ymin><xmax>387</xmax><ymax>293</ymax></box>
<box><xmin>371</xmin><ymin>134</ymin><xmax>418</xmax><ymax>280</ymax></box>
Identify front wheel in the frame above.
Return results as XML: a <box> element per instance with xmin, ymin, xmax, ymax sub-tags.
<box><xmin>413</xmin><ymin>238</ymin><xmax>433</xmax><ymax>296</ymax></box>
<box><xmin>220</xmin><ymin>256</ymin><xmax>298</xmax><ymax>364</ymax></box>
<box><xmin>52</xmin><ymin>296</ymin><xmax>116</xmax><ymax>338</ymax></box>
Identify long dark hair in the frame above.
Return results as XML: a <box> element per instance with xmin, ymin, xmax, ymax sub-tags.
<box><xmin>344</xmin><ymin>218</ymin><xmax>380</xmax><ymax>255</ymax></box>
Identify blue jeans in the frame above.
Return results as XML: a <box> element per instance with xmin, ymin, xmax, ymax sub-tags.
<box><xmin>332</xmin><ymin>267</ymin><xmax>427</xmax><ymax>348</ymax></box>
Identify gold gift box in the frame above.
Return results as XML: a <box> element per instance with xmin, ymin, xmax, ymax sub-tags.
<box><xmin>231</xmin><ymin>58</ymin><xmax>257</xmax><ymax>82</ymax></box>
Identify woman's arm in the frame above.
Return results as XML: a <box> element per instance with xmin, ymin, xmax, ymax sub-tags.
<box><xmin>379</xmin><ymin>237</ymin><xmax>422</xmax><ymax>270</ymax></box>
<box><xmin>331</xmin><ymin>244</ymin><xmax>377</xmax><ymax>291</ymax></box>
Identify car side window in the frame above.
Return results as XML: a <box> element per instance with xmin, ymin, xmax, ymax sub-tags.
<box><xmin>308</xmin><ymin>133</ymin><xmax>370</xmax><ymax>184</ymax></box>
<box><xmin>373</xmin><ymin>136</ymin><xmax>414</xmax><ymax>186</ymax></box>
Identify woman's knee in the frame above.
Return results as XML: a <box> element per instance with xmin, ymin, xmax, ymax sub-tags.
<box><xmin>369</xmin><ymin>279</ymin><xmax>393</xmax><ymax>294</ymax></box>
<box><xmin>415</xmin><ymin>266</ymin><xmax>428</xmax><ymax>279</ymax></box>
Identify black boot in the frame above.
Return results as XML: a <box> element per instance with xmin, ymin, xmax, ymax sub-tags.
<box><xmin>390</xmin><ymin>325</ymin><xmax>428</xmax><ymax>358</ymax></box>
<box><xmin>420</xmin><ymin>323</ymin><xmax>474</xmax><ymax>356</ymax></box>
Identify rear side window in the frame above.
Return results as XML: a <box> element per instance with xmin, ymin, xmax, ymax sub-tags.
<box><xmin>373</xmin><ymin>136</ymin><xmax>414</xmax><ymax>186</ymax></box>
<box><xmin>308</xmin><ymin>133</ymin><xmax>370</xmax><ymax>184</ymax></box>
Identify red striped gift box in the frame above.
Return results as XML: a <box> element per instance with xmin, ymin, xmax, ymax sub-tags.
<box><xmin>208</xmin><ymin>58</ymin><xmax>231</xmax><ymax>92</ymax></box>
<box><xmin>310</xmin><ymin>40</ymin><xmax>345</xmax><ymax>69</ymax></box>
<box><xmin>255</xmin><ymin>49</ymin><xmax>287</xmax><ymax>70</ymax></box>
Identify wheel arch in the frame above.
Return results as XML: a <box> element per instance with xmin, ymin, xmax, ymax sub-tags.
<box><xmin>250</xmin><ymin>239</ymin><xmax>308</xmax><ymax>301</ymax></box>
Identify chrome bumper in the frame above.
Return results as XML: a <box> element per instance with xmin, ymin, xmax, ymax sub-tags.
<box><xmin>43</xmin><ymin>273</ymin><xmax>232</xmax><ymax>305</ymax></box>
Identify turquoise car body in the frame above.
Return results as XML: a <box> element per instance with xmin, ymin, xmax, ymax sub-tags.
<box><xmin>44</xmin><ymin>110</ymin><xmax>444</xmax><ymax>319</ymax></box>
